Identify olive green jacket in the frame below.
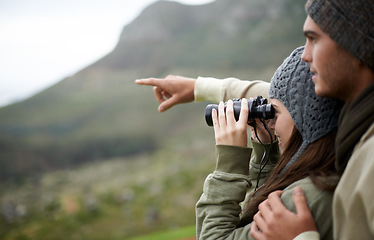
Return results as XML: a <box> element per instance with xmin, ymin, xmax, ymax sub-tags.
<box><xmin>333</xmin><ymin>122</ymin><xmax>374</xmax><ymax>240</ymax></box>
<box><xmin>196</xmin><ymin>143</ymin><xmax>335</xmax><ymax>240</ymax></box>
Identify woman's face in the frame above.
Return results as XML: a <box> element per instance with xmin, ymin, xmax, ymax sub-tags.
<box><xmin>268</xmin><ymin>98</ymin><xmax>294</xmax><ymax>150</ymax></box>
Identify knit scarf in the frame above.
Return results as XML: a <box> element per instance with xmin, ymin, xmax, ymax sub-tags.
<box><xmin>335</xmin><ymin>82</ymin><xmax>374</xmax><ymax>174</ymax></box>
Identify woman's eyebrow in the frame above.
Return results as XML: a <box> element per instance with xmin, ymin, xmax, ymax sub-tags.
<box><xmin>270</xmin><ymin>103</ymin><xmax>279</xmax><ymax>111</ymax></box>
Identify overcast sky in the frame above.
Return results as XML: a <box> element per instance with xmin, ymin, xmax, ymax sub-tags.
<box><xmin>0</xmin><ymin>0</ymin><xmax>215</xmax><ymax>107</ymax></box>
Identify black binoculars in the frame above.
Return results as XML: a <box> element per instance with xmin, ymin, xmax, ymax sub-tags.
<box><xmin>205</xmin><ymin>96</ymin><xmax>275</xmax><ymax>126</ymax></box>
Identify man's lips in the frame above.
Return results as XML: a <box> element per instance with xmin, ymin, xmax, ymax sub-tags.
<box><xmin>310</xmin><ymin>69</ymin><xmax>317</xmax><ymax>81</ymax></box>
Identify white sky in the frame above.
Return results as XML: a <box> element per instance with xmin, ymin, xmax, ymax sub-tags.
<box><xmin>0</xmin><ymin>0</ymin><xmax>215</xmax><ymax>107</ymax></box>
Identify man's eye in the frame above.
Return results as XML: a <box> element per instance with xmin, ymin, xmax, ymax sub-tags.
<box><xmin>307</xmin><ymin>36</ymin><xmax>316</xmax><ymax>43</ymax></box>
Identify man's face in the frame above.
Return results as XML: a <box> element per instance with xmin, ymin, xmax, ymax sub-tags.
<box><xmin>301</xmin><ymin>16</ymin><xmax>362</xmax><ymax>102</ymax></box>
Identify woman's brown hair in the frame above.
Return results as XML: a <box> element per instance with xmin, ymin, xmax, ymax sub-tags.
<box><xmin>238</xmin><ymin>126</ymin><xmax>338</xmax><ymax>227</ymax></box>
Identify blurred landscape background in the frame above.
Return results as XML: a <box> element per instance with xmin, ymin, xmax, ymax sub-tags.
<box><xmin>0</xmin><ymin>0</ymin><xmax>306</xmax><ymax>239</ymax></box>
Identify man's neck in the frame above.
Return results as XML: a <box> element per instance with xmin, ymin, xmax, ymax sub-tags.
<box><xmin>346</xmin><ymin>67</ymin><xmax>374</xmax><ymax>103</ymax></box>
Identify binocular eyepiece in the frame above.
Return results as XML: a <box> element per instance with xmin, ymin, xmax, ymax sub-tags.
<box><xmin>205</xmin><ymin>96</ymin><xmax>275</xmax><ymax>126</ymax></box>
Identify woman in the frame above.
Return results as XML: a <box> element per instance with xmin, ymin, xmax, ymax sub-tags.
<box><xmin>196</xmin><ymin>47</ymin><xmax>342</xmax><ymax>240</ymax></box>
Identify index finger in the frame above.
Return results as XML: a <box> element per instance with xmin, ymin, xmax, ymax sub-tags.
<box><xmin>257</xmin><ymin>191</ymin><xmax>284</xmax><ymax>220</ymax></box>
<box><xmin>267</xmin><ymin>190</ymin><xmax>285</xmax><ymax>209</ymax></box>
<box><xmin>135</xmin><ymin>78</ymin><xmax>164</xmax><ymax>87</ymax></box>
<box><xmin>265</xmin><ymin>190</ymin><xmax>289</xmax><ymax>219</ymax></box>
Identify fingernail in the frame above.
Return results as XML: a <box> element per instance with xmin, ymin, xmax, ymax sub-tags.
<box><xmin>294</xmin><ymin>187</ymin><xmax>303</xmax><ymax>196</ymax></box>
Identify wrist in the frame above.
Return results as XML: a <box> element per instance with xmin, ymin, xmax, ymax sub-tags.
<box><xmin>216</xmin><ymin>145</ymin><xmax>252</xmax><ymax>175</ymax></box>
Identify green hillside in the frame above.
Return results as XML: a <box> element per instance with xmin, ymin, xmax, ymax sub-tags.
<box><xmin>0</xmin><ymin>0</ymin><xmax>307</xmax><ymax>238</ymax></box>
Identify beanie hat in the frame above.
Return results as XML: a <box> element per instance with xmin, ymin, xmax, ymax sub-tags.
<box><xmin>269</xmin><ymin>46</ymin><xmax>343</xmax><ymax>172</ymax></box>
<box><xmin>305</xmin><ymin>0</ymin><xmax>374</xmax><ymax>71</ymax></box>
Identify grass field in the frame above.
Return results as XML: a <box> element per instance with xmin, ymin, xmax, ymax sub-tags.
<box><xmin>0</xmin><ymin>131</ymin><xmax>215</xmax><ymax>240</ymax></box>
<box><xmin>128</xmin><ymin>225</ymin><xmax>195</xmax><ymax>240</ymax></box>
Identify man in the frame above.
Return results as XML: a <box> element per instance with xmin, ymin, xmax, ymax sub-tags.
<box><xmin>250</xmin><ymin>0</ymin><xmax>374</xmax><ymax>239</ymax></box>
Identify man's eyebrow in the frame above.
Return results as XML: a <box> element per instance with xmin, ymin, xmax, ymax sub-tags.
<box><xmin>303</xmin><ymin>30</ymin><xmax>317</xmax><ymax>37</ymax></box>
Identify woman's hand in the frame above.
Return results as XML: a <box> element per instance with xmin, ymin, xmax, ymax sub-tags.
<box><xmin>249</xmin><ymin>119</ymin><xmax>275</xmax><ymax>144</ymax></box>
<box><xmin>212</xmin><ymin>99</ymin><xmax>249</xmax><ymax>147</ymax></box>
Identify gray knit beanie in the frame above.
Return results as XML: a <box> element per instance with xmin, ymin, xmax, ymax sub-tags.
<box><xmin>306</xmin><ymin>0</ymin><xmax>374</xmax><ymax>71</ymax></box>
<box><xmin>269</xmin><ymin>46</ymin><xmax>342</xmax><ymax>171</ymax></box>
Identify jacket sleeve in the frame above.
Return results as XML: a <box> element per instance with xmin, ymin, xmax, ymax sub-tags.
<box><xmin>196</xmin><ymin>145</ymin><xmax>255</xmax><ymax>240</ymax></box>
<box><xmin>293</xmin><ymin>231</ymin><xmax>320</xmax><ymax>240</ymax></box>
<box><xmin>194</xmin><ymin>77</ymin><xmax>270</xmax><ymax>103</ymax></box>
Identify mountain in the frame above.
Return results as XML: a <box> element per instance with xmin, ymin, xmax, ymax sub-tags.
<box><xmin>0</xmin><ymin>0</ymin><xmax>306</xmax><ymax>182</ymax></box>
<box><xmin>97</xmin><ymin>0</ymin><xmax>306</xmax><ymax>72</ymax></box>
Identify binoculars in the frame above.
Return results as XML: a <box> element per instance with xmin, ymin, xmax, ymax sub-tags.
<box><xmin>205</xmin><ymin>96</ymin><xmax>275</xmax><ymax>126</ymax></box>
